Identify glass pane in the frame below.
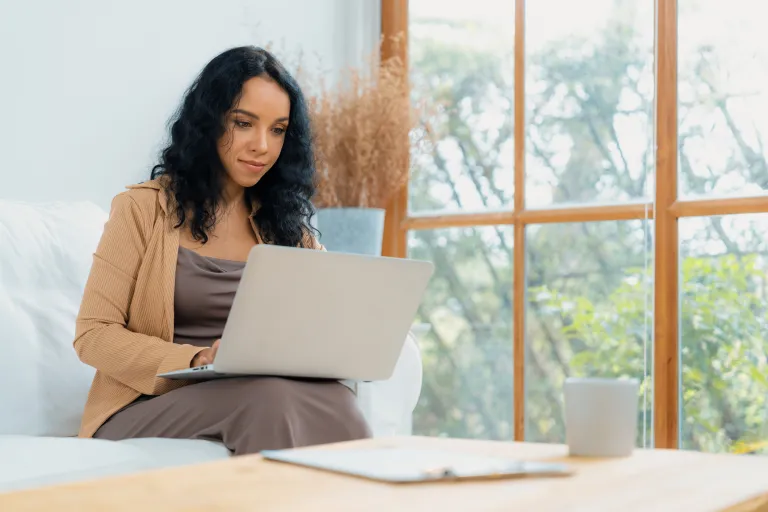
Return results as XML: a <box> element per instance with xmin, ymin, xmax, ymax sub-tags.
<box><xmin>408</xmin><ymin>0</ymin><xmax>514</xmax><ymax>214</ymax></box>
<box><xmin>680</xmin><ymin>215</ymin><xmax>768</xmax><ymax>453</ymax></box>
<box><xmin>525</xmin><ymin>220</ymin><xmax>653</xmax><ymax>445</ymax></box>
<box><xmin>408</xmin><ymin>226</ymin><xmax>513</xmax><ymax>439</ymax></box>
<box><xmin>525</xmin><ymin>0</ymin><xmax>654</xmax><ymax>207</ymax></box>
<box><xmin>679</xmin><ymin>0</ymin><xmax>768</xmax><ymax>198</ymax></box>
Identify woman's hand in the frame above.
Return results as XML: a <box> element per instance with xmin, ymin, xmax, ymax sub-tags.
<box><xmin>191</xmin><ymin>339</ymin><xmax>221</xmax><ymax>368</ymax></box>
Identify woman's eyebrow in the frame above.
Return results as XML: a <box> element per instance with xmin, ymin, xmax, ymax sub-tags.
<box><xmin>232</xmin><ymin>109</ymin><xmax>289</xmax><ymax>123</ymax></box>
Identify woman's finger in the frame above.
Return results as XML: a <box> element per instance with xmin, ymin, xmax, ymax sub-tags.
<box><xmin>199</xmin><ymin>351</ymin><xmax>213</xmax><ymax>366</ymax></box>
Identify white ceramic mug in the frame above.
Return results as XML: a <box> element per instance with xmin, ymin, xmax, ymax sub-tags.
<box><xmin>564</xmin><ymin>377</ymin><xmax>639</xmax><ymax>457</ymax></box>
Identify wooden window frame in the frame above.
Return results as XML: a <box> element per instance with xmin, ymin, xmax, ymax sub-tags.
<box><xmin>380</xmin><ymin>0</ymin><xmax>768</xmax><ymax>449</ymax></box>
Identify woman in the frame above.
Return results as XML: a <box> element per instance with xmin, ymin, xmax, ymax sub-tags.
<box><xmin>73</xmin><ymin>46</ymin><xmax>371</xmax><ymax>455</ymax></box>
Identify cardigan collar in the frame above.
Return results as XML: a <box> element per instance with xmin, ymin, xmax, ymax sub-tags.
<box><xmin>126</xmin><ymin>178</ymin><xmax>260</xmax><ymax>216</ymax></box>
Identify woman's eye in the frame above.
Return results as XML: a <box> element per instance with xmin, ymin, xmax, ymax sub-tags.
<box><xmin>272</xmin><ymin>126</ymin><xmax>286</xmax><ymax>135</ymax></box>
<box><xmin>234</xmin><ymin>120</ymin><xmax>251</xmax><ymax>128</ymax></box>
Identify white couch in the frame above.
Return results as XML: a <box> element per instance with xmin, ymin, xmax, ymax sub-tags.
<box><xmin>0</xmin><ymin>199</ymin><xmax>422</xmax><ymax>494</ymax></box>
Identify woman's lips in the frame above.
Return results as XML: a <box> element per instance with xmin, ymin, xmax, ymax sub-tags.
<box><xmin>240</xmin><ymin>160</ymin><xmax>266</xmax><ymax>173</ymax></box>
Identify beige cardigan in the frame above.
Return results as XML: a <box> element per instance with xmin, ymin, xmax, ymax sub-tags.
<box><xmin>74</xmin><ymin>179</ymin><xmax>320</xmax><ymax>437</ymax></box>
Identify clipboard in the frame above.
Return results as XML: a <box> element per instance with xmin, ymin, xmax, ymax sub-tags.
<box><xmin>260</xmin><ymin>446</ymin><xmax>573</xmax><ymax>483</ymax></box>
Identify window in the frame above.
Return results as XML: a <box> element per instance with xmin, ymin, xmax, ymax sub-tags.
<box><xmin>408</xmin><ymin>0</ymin><xmax>515</xmax><ymax>214</ymax></box>
<box><xmin>678</xmin><ymin>0</ymin><xmax>768</xmax><ymax>198</ymax></box>
<box><xmin>409</xmin><ymin>227</ymin><xmax>513</xmax><ymax>439</ymax></box>
<box><xmin>526</xmin><ymin>0</ymin><xmax>654</xmax><ymax>207</ymax></box>
<box><xmin>407</xmin><ymin>0</ymin><xmax>516</xmax><ymax>440</ymax></box>
<box><xmin>526</xmin><ymin>220</ymin><xmax>652</xmax><ymax>445</ymax></box>
<box><xmin>680</xmin><ymin>215</ymin><xmax>768</xmax><ymax>453</ymax></box>
<box><xmin>385</xmin><ymin>0</ymin><xmax>768</xmax><ymax>452</ymax></box>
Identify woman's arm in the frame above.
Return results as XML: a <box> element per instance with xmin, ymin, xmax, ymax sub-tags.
<box><xmin>73</xmin><ymin>192</ymin><xmax>205</xmax><ymax>396</ymax></box>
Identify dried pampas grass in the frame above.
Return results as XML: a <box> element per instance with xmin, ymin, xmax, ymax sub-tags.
<box><xmin>303</xmin><ymin>40</ymin><xmax>421</xmax><ymax>209</ymax></box>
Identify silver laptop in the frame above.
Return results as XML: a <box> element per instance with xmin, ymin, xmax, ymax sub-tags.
<box><xmin>158</xmin><ymin>244</ymin><xmax>433</xmax><ymax>382</ymax></box>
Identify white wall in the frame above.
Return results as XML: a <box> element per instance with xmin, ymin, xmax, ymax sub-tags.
<box><xmin>0</xmin><ymin>0</ymin><xmax>379</xmax><ymax>209</ymax></box>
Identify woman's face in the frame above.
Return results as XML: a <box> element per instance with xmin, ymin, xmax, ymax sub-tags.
<box><xmin>217</xmin><ymin>75</ymin><xmax>291</xmax><ymax>191</ymax></box>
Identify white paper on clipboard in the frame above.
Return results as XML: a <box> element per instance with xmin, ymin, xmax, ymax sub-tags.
<box><xmin>260</xmin><ymin>446</ymin><xmax>573</xmax><ymax>483</ymax></box>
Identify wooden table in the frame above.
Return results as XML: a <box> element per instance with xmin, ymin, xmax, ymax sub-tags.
<box><xmin>3</xmin><ymin>436</ymin><xmax>768</xmax><ymax>511</ymax></box>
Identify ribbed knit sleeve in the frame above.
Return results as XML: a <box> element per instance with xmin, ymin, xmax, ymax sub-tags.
<box><xmin>73</xmin><ymin>192</ymin><xmax>205</xmax><ymax>396</ymax></box>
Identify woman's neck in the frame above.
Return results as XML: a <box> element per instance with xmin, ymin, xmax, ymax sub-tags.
<box><xmin>221</xmin><ymin>178</ymin><xmax>246</xmax><ymax>212</ymax></box>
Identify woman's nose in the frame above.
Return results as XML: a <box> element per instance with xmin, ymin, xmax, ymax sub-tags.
<box><xmin>250</xmin><ymin>130</ymin><xmax>268</xmax><ymax>153</ymax></box>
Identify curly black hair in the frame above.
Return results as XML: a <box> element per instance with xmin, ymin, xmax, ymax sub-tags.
<box><xmin>151</xmin><ymin>46</ymin><xmax>316</xmax><ymax>247</ymax></box>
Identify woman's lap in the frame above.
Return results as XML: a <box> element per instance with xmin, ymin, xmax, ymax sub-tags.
<box><xmin>93</xmin><ymin>377</ymin><xmax>371</xmax><ymax>455</ymax></box>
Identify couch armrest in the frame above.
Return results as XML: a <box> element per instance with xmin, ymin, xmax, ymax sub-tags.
<box><xmin>356</xmin><ymin>333</ymin><xmax>422</xmax><ymax>437</ymax></box>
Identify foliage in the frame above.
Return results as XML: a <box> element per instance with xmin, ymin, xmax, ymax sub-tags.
<box><xmin>530</xmin><ymin>255</ymin><xmax>768</xmax><ymax>451</ymax></box>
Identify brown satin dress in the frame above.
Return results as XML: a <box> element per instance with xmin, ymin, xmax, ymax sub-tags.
<box><xmin>93</xmin><ymin>246</ymin><xmax>371</xmax><ymax>455</ymax></box>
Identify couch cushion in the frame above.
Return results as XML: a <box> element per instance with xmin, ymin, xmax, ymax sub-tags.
<box><xmin>0</xmin><ymin>201</ymin><xmax>108</xmax><ymax>436</ymax></box>
<box><xmin>0</xmin><ymin>435</ymin><xmax>230</xmax><ymax>494</ymax></box>
<box><xmin>357</xmin><ymin>333</ymin><xmax>422</xmax><ymax>437</ymax></box>
<box><xmin>117</xmin><ymin>437</ymin><xmax>232</xmax><ymax>467</ymax></box>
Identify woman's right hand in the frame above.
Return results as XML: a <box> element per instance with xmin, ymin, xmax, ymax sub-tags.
<box><xmin>191</xmin><ymin>339</ymin><xmax>220</xmax><ymax>368</ymax></box>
